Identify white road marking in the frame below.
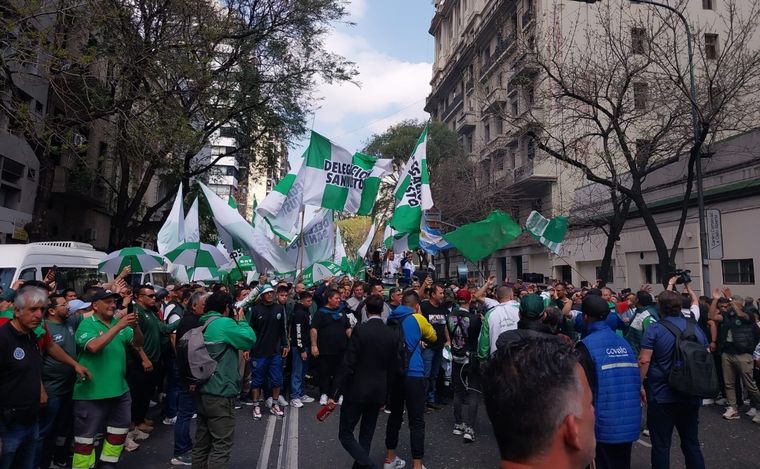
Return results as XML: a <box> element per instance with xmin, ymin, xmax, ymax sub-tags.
<box><xmin>286</xmin><ymin>407</ymin><xmax>299</xmax><ymax>469</ymax></box>
<box><xmin>257</xmin><ymin>414</ymin><xmax>277</xmax><ymax>469</ymax></box>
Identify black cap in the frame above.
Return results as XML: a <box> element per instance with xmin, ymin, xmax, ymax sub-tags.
<box><xmin>582</xmin><ymin>295</ymin><xmax>610</xmax><ymax>319</ymax></box>
<box><xmin>87</xmin><ymin>288</ymin><xmax>120</xmax><ymax>303</ymax></box>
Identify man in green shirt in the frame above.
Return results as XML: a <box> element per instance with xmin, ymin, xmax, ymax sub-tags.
<box><xmin>127</xmin><ymin>285</ymin><xmax>177</xmax><ymax>435</ymax></box>
<box><xmin>192</xmin><ymin>291</ymin><xmax>256</xmax><ymax>469</ymax></box>
<box><xmin>72</xmin><ymin>288</ymin><xmax>144</xmax><ymax>469</ymax></box>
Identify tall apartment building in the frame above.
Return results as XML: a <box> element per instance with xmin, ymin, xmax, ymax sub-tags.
<box><xmin>427</xmin><ymin>0</ymin><xmax>760</xmax><ymax>290</ymax></box>
<box><xmin>237</xmin><ymin>139</ymin><xmax>288</xmax><ymax>222</ymax></box>
<box><xmin>426</xmin><ymin>0</ymin><xmax>571</xmax><ymax>282</ymax></box>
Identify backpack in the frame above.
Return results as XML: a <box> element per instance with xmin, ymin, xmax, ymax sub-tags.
<box><xmin>386</xmin><ymin>315</ymin><xmax>419</xmax><ymax>380</ymax></box>
<box><xmin>176</xmin><ymin>316</ymin><xmax>221</xmax><ymax>387</ymax></box>
<box><xmin>659</xmin><ymin>320</ymin><xmax>719</xmax><ymax>398</ymax></box>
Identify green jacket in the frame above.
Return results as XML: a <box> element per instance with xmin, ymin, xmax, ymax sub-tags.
<box><xmin>198</xmin><ymin>312</ymin><xmax>256</xmax><ymax>397</ymax></box>
<box><xmin>134</xmin><ymin>304</ymin><xmax>177</xmax><ymax>363</ymax></box>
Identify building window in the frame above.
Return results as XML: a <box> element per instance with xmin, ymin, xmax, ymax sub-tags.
<box><xmin>484</xmin><ymin>123</ymin><xmax>491</xmax><ymax>143</ymax></box>
<box><xmin>643</xmin><ymin>264</ymin><xmax>663</xmax><ymax>285</ymax></box>
<box><xmin>702</xmin><ymin>0</ymin><xmax>715</xmax><ymax>10</ymax></box>
<box><xmin>494</xmin><ymin>118</ymin><xmax>503</xmax><ymax>135</ymax></box>
<box><xmin>633</xmin><ymin>82</ymin><xmax>649</xmax><ymax>110</ymax></box>
<box><xmin>631</xmin><ymin>27</ymin><xmax>647</xmax><ymax>54</ymax></box>
<box><xmin>219</xmin><ymin>126</ymin><xmax>235</xmax><ymax>138</ymax></box>
<box><xmin>705</xmin><ymin>34</ymin><xmax>719</xmax><ymax>60</ymax></box>
<box><xmin>722</xmin><ymin>259</ymin><xmax>755</xmax><ymax>285</ymax></box>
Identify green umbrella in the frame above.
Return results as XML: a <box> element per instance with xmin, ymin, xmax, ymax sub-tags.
<box><xmin>165</xmin><ymin>242</ymin><xmax>229</xmax><ymax>269</ymax></box>
<box><xmin>301</xmin><ymin>261</ymin><xmax>343</xmax><ymax>287</ymax></box>
<box><xmin>187</xmin><ymin>266</ymin><xmax>222</xmax><ymax>281</ymax></box>
<box><xmin>98</xmin><ymin>247</ymin><xmax>165</xmax><ymax>274</ymax></box>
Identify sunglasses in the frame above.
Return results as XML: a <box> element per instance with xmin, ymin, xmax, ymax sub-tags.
<box><xmin>141</xmin><ymin>293</ymin><xmax>156</xmax><ymax>298</ymax></box>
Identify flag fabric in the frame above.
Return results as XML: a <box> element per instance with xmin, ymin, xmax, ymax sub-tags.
<box><xmin>257</xmin><ymin>158</ymin><xmax>305</xmax><ymax>243</ymax></box>
<box><xmin>443</xmin><ymin>210</ymin><xmax>522</xmax><ymax>262</ymax></box>
<box><xmin>199</xmin><ymin>182</ymin><xmax>293</xmax><ymax>273</ymax></box>
<box><xmin>525</xmin><ymin>211</ymin><xmax>568</xmax><ymax>254</ymax></box>
<box><xmin>250</xmin><ymin>196</ymin><xmax>258</xmax><ymax>227</ymax></box>
<box><xmin>357</xmin><ymin>222</ymin><xmax>377</xmax><ymax>259</ymax></box>
<box><xmin>227</xmin><ymin>195</ymin><xmax>237</xmax><ymax>209</ymax></box>
<box><xmin>301</xmin><ymin>261</ymin><xmax>343</xmax><ymax>288</ymax></box>
<box><xmin>300</xmin><ymin>131</ymin><xmax>392</xmax><ymax>214</ymax></box>
<box><xmin>419</xmin><ymin>219</ymin><xmax>452</xmax><ymax>255</ymax></box>
<box><xmin>285</xmin><ymin>209</ymin><xmax>335</xmax><ymax>269</ymax></box>
<box><xmin>334</xmin><ymin>226</ymin><xmax>348</xmax><ymax>266</ymax></box>
<box><xmin>384</xmin><ymin>225</ymin><xmax>419</xmax><ymax>252</ymax></box>
<box><xmin>389</xmin><ymin>126</ymin><xmax>433</xmax><ymax>234</ymax></box>
<box><xmin>184</xmin><ymin>197</ymin><xmax>200</xmax><ymax>243</ymax></box>
<box><xmin>157</xmin><ymin>184</ymin><xmax>185</xmax><ymax>255</ymax></box>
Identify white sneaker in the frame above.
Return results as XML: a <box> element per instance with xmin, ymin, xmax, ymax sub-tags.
<box><xmin>383</xmin><ymin>456</ymin><xmax>406</xmax><ymax>469</ymax></box>
<box><xmin>163</xmin><ymin>416</ymin><xmax>177</xmax><ymax>425</ymax></box>
<box><xmin>131</xmin><ymin>428</ymin><xmax>150</xmax><ymax>441</ymax></box>
<box><xmin>702</xmin><ymin>398</ymin><xmax>715</xmax><ymax>406</ymax></box>
<box><xmin>723</xmin><ymin>407</ymin><xmax>740</xmax><ymax>420</ymax></box>
<box><xmin>270</xmin><ymin>404</ymin><xmax>285</xmax><ymax>417</ymax></box>
<box><xmin>753</xmin><ymin>413</ymin><xmax>760</xmax><ymax>424</ymax></box>
<box><xmin>747</xmin><ymin>407</ymin><xmax>758</xmax><ymax>417</ymax></box>
<box><xmin>277</xmin><ymin>395</ymin><xmax>289</xmax><ymax>407</ymax></box>
<box><xmin>716</xmin><ymin>397</ymin><xmax>728</xmax><ymax>406</ymax></box>
<box><xmin>291</xmin><ymin>398</ymin><xmax>303</xmax><ymax>408</ymax></box>
<box><xmin>266</xmin><ymin>397</ymin><xmax>273</xmax><ymax>408</ymax></box>
<box><xmin>642</xmin><ymin>429</ymin><xmax>650</xmax><ymax>437</ymax></box>
<box><xmin>337</xmin><ymin>395</ymin><xmax>344</xmax><ymax>406</ymax></box>
<box><xmin>319</xmin><ymin>394</ymin><xmax>328</xmax><ymax>406</ymax></box>
<box><xmin>452</xmin><ymin>423</ymin><xmax>465</xmax><ymax>435</ymax></box>
<box><xmin>192</xmin><ymin>413</ymin><xmax>197</xmax><ymax>419</ymax></box>
<box><xmin>300</xmin><ymin>395</ymin><xmax>315</xmax><ymax>403</ymax></box>
<box><xmin>463</xmin><ymin>425</ymin><xmax>475</xmax><ymax>443</ymax></box>
<box><xmin>124</xmin><ymin>435</ymin><xmax>140</xmax><ymax>452</ymax></box>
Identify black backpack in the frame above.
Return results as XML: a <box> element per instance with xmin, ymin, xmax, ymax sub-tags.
<box><xmin>386</xmin><ymin>315</ymin><xmax>418</xmax><ymax>380</ymax></box>
<box><xmin>660</xmin><ymin>320</ymin><xmax>719</xmax><ymax>398</ymax></box>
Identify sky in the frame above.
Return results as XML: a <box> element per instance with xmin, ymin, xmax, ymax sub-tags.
<box><xmin>288</xmin><ymin>0</ymin><xmax>436</xmax><ymax>161</ymax></box>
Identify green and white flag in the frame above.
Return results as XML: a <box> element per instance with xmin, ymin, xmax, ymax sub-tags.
<box><xmin>383</xmin><ymin>225</ymin><xmax>419</xmax><ymax>252</ymax></box>
<box><xmin>357</xmin><ymin>222</ymin><xmax>377</xmax><ymax>259</ymax></box>
<box><xmin>389</xmin><ymin>126</ymin><xmax>433</xmax><ymax>234</ymax></box>
<box><xmin>184</xmin><ymin>197</ymin><xmax>200</xmax><ymax>243</ymax></box>
<box><xmin>525</xmin><ymin>211</ymin><xmax>568</xmax><ymax>254</ymax></box>
<box><xmin>334</xmin><ymin>225</ymin><xmax>348</xmax><ymax>267</ymax></box>
<box><xmin>285</xmin><ymin>209</ymin><xmax>335</xmax><ymax>269</ymax></box>
<box><xmin>301</xmin><ymin>261</ymin><xmax>343</xmax><ymax>288</ymax></box>
<box><xmin>157</xmin><ymin>184</ymin><xmax>185</xmax><ymax>255</ymax></box>
<box><xmin>300</xmin><ymin>131</ymin><xmax>392</xmax><ymax>214</ymax></box>
<box><xmin>199</xmin><ymin>182</ymin><xmax>294</xmax><ymax>273</ymax></box>
<box><xmin>257</xmin><ymin>157</ymin><xmax>306</xmax><ymax>243</ymax></box>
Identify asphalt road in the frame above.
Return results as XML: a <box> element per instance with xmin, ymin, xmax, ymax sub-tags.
<box><xmin>122</xmin><ymin>396</ymin><xmax>760</xmax><ymax>469</ymax></box>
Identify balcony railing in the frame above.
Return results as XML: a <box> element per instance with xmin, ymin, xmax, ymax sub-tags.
<box><xmin>479</xmin><ymin>31</ymin><xmax>517</xmax><ymax>79</ymax></box>
<box><xmin>442</xmin><ymin>93</ymin><xmax>464</xmax><ymax>120</ymax></box>
<box><xmin>522</xmin><ymin>9</ymin><xmax>534</xmax><ymax>30</ymax></box>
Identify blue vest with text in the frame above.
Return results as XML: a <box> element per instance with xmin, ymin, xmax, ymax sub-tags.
<box><xmin>581</xmin><ymin>321</ymin><xmax>641</xmax><ymax>444</ymax></box>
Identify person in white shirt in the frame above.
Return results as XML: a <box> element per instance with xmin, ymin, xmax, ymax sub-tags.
<box><xmin>473</xmin><ymin>276</ymin><xmax>521</xmax><ymax>359</ymax></box>
<box><xmin>382</xmin><ymin>251</ymin><xmax>401</xmax><ymax>286</ymax></box>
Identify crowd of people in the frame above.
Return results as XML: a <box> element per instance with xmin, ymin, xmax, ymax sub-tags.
<box><xmin>1</xmin><ymin>255</ymin><xmax>759</xmax><ymax>469</ymax></box>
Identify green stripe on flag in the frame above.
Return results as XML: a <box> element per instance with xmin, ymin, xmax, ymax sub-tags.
<box><xmin>305</xmin><ymin>132</ymin><xmax>333</xmax><ymax>169</ymax></box>
<box><xmin>321</xmin><ymin>184</ymin><xmax>349</xmax><ymax>211</ymax></box>
<box><xmin>273</xmin><ymin>173</ymin><xmax>297</xmax><ymax>195</ymax></box>
<box><xmin>394</xmin><ymin>175</ymin><xmax>410</xmax><ymax>200</ymax></box>
<box><xmin>358</xmin><ymin>177</ymin><xmax>381</xmax><ymax>216</ymax></box>
<box><xmin>353</xmin><ymin>152</ymin><xmax>376</xmax><ymax>171</ymax></box>
<box><xmin>443</xmin><ymin>210</ymin><xmax>522</xmax><ymax>262</ymax></box>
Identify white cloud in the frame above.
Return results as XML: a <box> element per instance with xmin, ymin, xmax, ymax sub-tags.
<box><xmin>310</xmin><ymin>29</ymin><xmax>432</xmax><ymax>146</ymax></box>
<box><xmin>344</xmin><ymin>0</ymin><xmax>368</xmax><ymax>20</ymax></box>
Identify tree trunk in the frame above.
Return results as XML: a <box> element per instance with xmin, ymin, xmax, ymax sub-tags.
<box><xmin>630</xmin><ymin>190</ymin><xmax>675</xmax><ymax>288</ymax></box>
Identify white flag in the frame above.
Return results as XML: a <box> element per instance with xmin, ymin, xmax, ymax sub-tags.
<box><xmin>157</xmin><ymin>183</ymin><xmax>185</xmax><ymax>255</ymax></box>
<box><xmin>184</xmin><ymin>197</ymin><xmax>200</xmax><ymax>243</ymax></box>
<box><xmin>257</xmin><ymin>157</ymin><xmax>305</xmax><ymax>243</ymax></box>
<box><xmin>334</xmin><ymin>225</ymin><xmax>348</xmax><ymax>266</ymax></box>
<box><xmin>285</xmin><ymin>209</ymin><xmax>335</xmax><ymax>268</ymax></box>
<box><xmin>357</xmin><ymin>222</ymin><xmax>376</xmax><ymax>259</ymax></box>
<box><xmin>389</xmin><ymin>126</ymin><xmax>433</xmax><ymax>234</ymax></box>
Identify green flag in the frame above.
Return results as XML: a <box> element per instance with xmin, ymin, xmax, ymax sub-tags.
<box><xmin>524</xmin><ymin>211</ymin><xmax>568</xmax><ymax>254</ymax></box>
<box><xmin>227</xmin><ymin>195</ymin><xmax>237</xmax><ymax>209</ymax></box>
<box><xmin>443</xmin><ymin>210</ymin><xmax>522</xmax><ymax>262</ymax></box>
<box><xmin>389</xmin><ymin>126</ymin><xmax>433</xmax><ymax>234</ymax></box>
<box><xmin>251</xmin><ymin>196</ymin><xmax>258</xmax><ymax>227</ymax></box>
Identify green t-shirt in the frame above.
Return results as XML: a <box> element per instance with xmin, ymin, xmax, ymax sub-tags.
<box><xmin>42</xmin><ymin>317</ymin><xmax>80</xmax><ymax>396</ymax></box>
<box><xmin>73</xmin><ymin>316</ymin><xmax>134</xmax><ymax>400</ymax></box>
<box><xmin>134</xmin><ymin>304</ymin><xmax>176</xmax><ymax>363</ymax></box>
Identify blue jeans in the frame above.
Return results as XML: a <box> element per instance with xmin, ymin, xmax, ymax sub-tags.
<box><xmin>647</xmin><ymin>400</ymin><xmax>705</xmax><ymax>469</ymax></box>
<box><xmin>34</xmin><ymin>393</ymin><xmax>72</xmax><ymax>469</ymax></box>
<box><xmin>164</xmin><ymin>358</ymin><xmax>180</xmax><ymax>419</ymax></box>
<box><xmin>0</xmin><ymin>420</ymin><xmax>39</xmax><ymax>469</ymax></box>
<box><xmin>174</xmin><ymin>388</ymin><xmax>196</xmax><ymax>457</ymax></box>
<box><xmin>422</xmin><ymin>347</ymin><xmax>443</xmax><ymax>404</ymax></box>
<box><xmin>290</xmin><ymin>348</ymin><xmax>309</xmax><ymax>399</ymax></box>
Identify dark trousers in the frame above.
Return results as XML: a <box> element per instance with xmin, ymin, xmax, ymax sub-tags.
<box><xmin>318</xmin><ymin>354</ymin><xmax>342</xmax><ymax>396</ymax></box>
<box><xmin>647</xmin><ymin>400</ymin><xmax>705</xmax><ymax>469</ymax></box>
<box><xmin>173</xmin><ymin>387</ymin><xmax>196</xmax><ymax>457</ymax></box>
<box><xmin>595</xmin><ymin>442</ymin><xmax>632</xmax><ymax>469</ymax></box>
<box><xmin>127</xmin><ymin>360</ymin><xmax>161</xmax><ymax>424</ymax></box>
<box><xmin>339</xmin><ymin>400</ymin><xmax>381</xmax><ymax>469</ymax></box>
<box><xmin>452</xmin><ymin>362</ymin><xmax>479</xmax><ymax>429</ymax></box>
<box><xmin>192</xmin><ymin>394</ymin><xmax>236</xmax><ymax>469</ymax></box>
<box><xmin>385</xmin><ymin>376</ymin><xmax>427</xmax><ymax>460</ymax></box>
<box><xmin>35</xmin><ymin>392</ymin><xmax>73</xmax><ymax>469</ymax></box>
<box><xmin>422</xmin><ymin>347</ymin><xmax>443</xmax><ymax>404</ymax></box>
<box><xmin>164</xmin><ymin>357</ymin><xmax>180</xmax><ymax>419</ymax></box>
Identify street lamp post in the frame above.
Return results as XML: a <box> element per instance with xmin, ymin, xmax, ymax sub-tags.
<box><xmin>573</xmin><ymin>0</ymin><xmax>710</xmax><ymax>293</ymax></box>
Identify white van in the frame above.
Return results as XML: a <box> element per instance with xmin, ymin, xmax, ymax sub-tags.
<box><xmin>125</xmin><ymin>268</ymin><xmax>175</xmax><ymax>288</ymax></box>
<box><xmin>0</xmin><ymin>241</ymin><xmax>111</xmax><ymax>294</ymax></box>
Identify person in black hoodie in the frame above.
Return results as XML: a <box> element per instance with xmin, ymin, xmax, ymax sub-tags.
<box><xmin>249</xmin><ymin>286</ymin><xmax>289</xmax><ymax>419</ymax></box>
<box><xmin>311</xmin><ymin>289</ymin><xmax>351</xmax><ymax>406</ymax></box>
<box><xmin>289</xmin><ymin>292</ymin><xmax>315</xmax><ymax>408</ymax></box>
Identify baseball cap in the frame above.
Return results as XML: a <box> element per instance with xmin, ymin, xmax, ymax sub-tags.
<box><xmin>582</xmin><ymin>295</ymin><xmax>610</xmax><ymax>319</ymax></box>
<box><xmin>68</xmin><ymin>299</ymin><xmax>92</xmax><ymax>314</ymax></box>
<box><xmin>259</xmin><ymin>285</ymin><xmax>274</xmax><ymax>295</ymax></box>
<box><xmin>456</xmin><ymin>289</ymin><xmax>472</xmax><ymax>303</ymax></box>
<box><xmin>519</xmin><ymin>294</ymin><xmax>545</xmax><ymax>320</ymax></box>
<box><xmin>0</xmin><ymin>290</ymin><xmax>15</xmax><ymax>302</ymax></box>
<box><xmin>87</xmin><ymin>288</ymin><xmax>120</xmax><ymax>303</ymax></box>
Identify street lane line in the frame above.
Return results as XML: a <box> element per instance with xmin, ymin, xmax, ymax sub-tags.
<box><xmin>257</xmin><ymin>414</ymin><xmax>277</xmax><ymax>469</ymax></box>
<box><xmin>286</xmin><ymin>407</ymin><xmax>299</xmax><ymax>469</ymax></box>
<box><xmin>636</xmin><ymin>438</ymin><xmax>652</xmax><ymax>448</ymax></box>
<box><xmin>276</xmin><ymin>407</ymin><xmax>288</xmax><ymax>468</ymax></box>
